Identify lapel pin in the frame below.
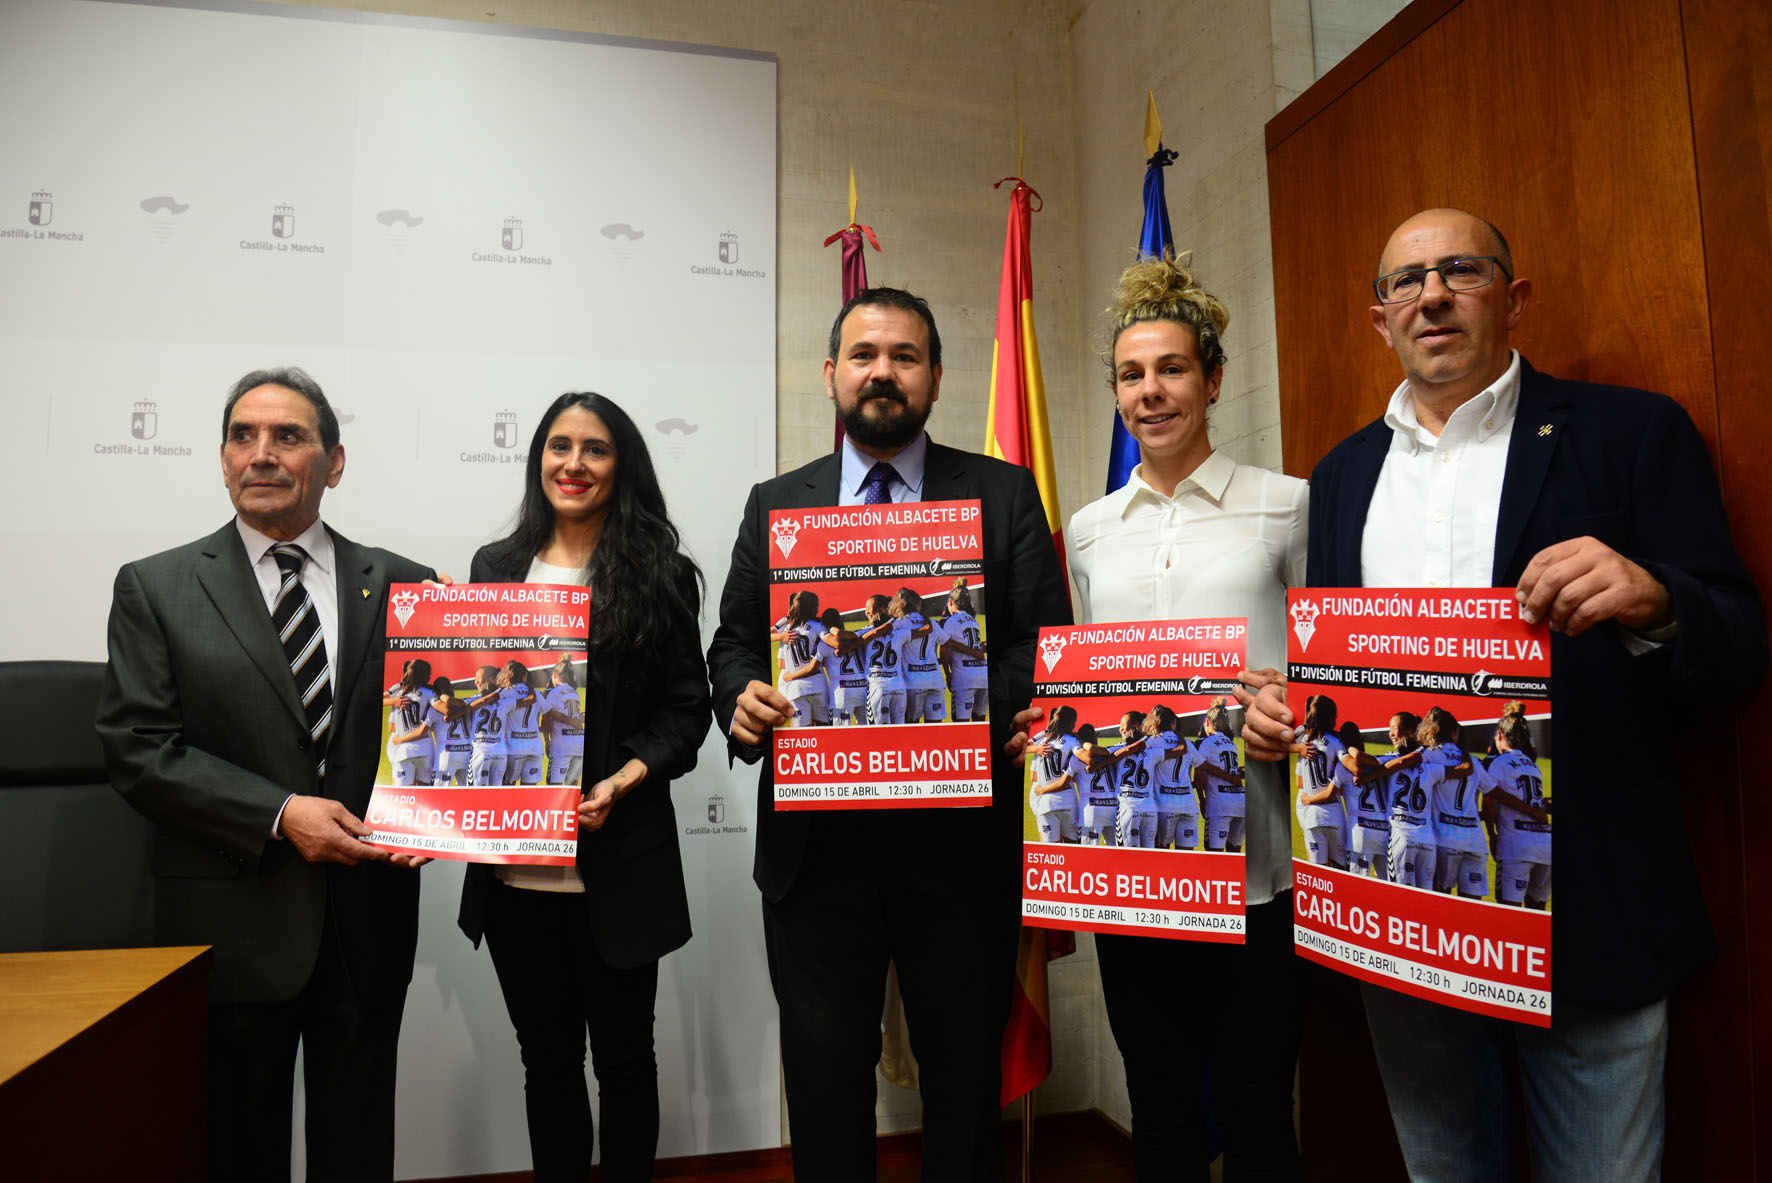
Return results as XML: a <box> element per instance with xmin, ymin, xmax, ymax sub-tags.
<box><xmin>361</xmin><ymin>588</ymin><xmax>371</xmax><ymax>599</ymax></box>
<box><xmin>1537</xmin><ymin>424</ymin><xmax>1553</xmax><ymax>437</ymax></box>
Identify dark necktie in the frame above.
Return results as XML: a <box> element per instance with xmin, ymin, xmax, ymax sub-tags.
<box><xmin>271</xmin><ymin>544</ymin><xmax>334</xmax><ymax>781</ymax></box>
<box><xmin>860</xmin><ymin>462</ymin><xmax>898</xmax><ymax>505</ymax></box>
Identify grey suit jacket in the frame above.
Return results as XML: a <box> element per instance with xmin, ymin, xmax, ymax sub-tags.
<box><xmin>96</xmin><ymin>521</ymin><xmax>434</xmax><ymax>1004</ymax></box>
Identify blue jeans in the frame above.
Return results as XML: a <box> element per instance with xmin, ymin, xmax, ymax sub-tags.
<box><xmin>1361</xmin><ymin>984</ymin><xmax>1667</xmax><ymax>1182</ymax></box>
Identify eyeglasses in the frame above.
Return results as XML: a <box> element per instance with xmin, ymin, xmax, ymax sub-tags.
<box><xmin>1373</xmin><ymin>257</ymin><xmax>1512</xmax><ymax>304</ymax></box>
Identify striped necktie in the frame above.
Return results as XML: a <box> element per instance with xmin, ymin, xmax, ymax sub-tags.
<box><xmin>271</xmin><ymin>544</ymin><xmax>333</xmax><ymax>781</ymax></box>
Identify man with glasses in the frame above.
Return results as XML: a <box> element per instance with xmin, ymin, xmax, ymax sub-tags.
<box><xmin>1238</xmin><ymin>208</ymin><xmax>1763</xmax><ymax>1180</ymax></box>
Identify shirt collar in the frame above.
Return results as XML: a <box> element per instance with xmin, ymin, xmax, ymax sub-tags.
<box><xmin>1119</xmin><ymin>450</ymin><xmax>1236</xmax><ymax>515</ymax></box>
<box><xmin>840</xmin><ymin>431</ymin><xmax>928</xmax><ymax>499</ymax></box>
<box><xmin>236</xmin><ymin>515</ymin><xmax>334</xmax><ymax>576</ymax></box>
<box><xmin>1383</xmin><ymin>349</ymin><xmax>1522</xmax><ymax>450</ymax></box>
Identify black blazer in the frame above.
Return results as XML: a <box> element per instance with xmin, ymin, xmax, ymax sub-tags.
<box><xmin>706</xmin><ymin>441</ymin><xmax>1072</xmax><ymax>902</ymax></box>
<box><xmin>97</xmin><ymin>522</ymin><xmax>434</xmax><ymax>1004</ymax></box>
<box><xmin>456</xmin><ymin>545</ymin><xmax>710</xmax><ymax>969</ymax></box>
<box><xmin>1307</xmin><ymin>360</ymin><xmax>1766</xmax><ymax>1008</ymax></box>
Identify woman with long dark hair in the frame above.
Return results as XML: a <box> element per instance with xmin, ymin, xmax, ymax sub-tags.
<box><xmin>457</xmin><ymin>392</ymin><xmax>710</xmax><ymax>1183</ymax></box>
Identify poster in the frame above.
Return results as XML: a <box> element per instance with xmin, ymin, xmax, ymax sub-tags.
<box><xmin>1286</xmin><ymin>589</ymin><xmax>1553</xmax><ymax>1024</ymax></box>
<box><xmin>363</xmin><ymin>582</ymin><xmax>589</xmax><ymax>865</ymax></box>
<box><xmin>1020</xmin><ymin>620</ymin><xmax>1249</xmax><ymax>942</ymax></box>
<box><xmin>765</xmin><ymin>499</ymin><xmax>991</xmax><ymax>809</ymax></box>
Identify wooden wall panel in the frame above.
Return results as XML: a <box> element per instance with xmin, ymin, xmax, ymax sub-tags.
<box><xmin>1267</xmin><ymin>0</ymin><xmax>1768</xmax><ymax>1176</ymax></box>
<box><xmin>1682</xmin><ymin>0</ymin><xmax>1772</xmax><ymax>1166</ymax></box>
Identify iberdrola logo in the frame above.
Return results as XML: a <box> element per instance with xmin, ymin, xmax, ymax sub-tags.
<box><xmin>1289</xmin><ymin>598</ymin><xmax>1321</xmax><ymax>652</ymax></box>
<box><xmin>1039</xmin><ymin>631</ymin><xmax>1067</xmax><ymax>673</ymax></box>
<box><xmin>391</xmin><ymin>589</ymin><xmax>419</xmax><ymax>630</ymax></box>
<box><xmin>771</xmin><ymin>516</ymin><xmax>800</xmax><ymax>560</ymax></box>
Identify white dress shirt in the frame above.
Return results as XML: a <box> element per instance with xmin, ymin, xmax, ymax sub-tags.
<box><xmin>236</xmin><ymin>515</ymin><xmax>338</xmax><ymax>837</ymax></box>
<box><xmin>1067</xmin><ymin>451</ymin><xmax>1309</xmax><ymax>905</ymax></box>
<box><xmin>1360</xmin><ymin>351</ymin><xmax>1521</xmax><ymax>589</ymax></box>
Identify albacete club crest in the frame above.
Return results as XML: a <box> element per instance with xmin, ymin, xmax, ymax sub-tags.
<box><xmin>390</xmin><ymin>589</ymin><xmax>419</xmax><ymax>629</ymax></box>
<box><xmin>1289</xmin><ymin>598</ymin><xmax>1321</xmax><ymax>652</ymax></box>
<box><xmin>771</xmin><ymin>516</ymin><xmax>800</xmax><ymax>560</ymax></box>
<box><xmin>1039</xmin><ymin>631</ymin><xmax>1067</xmax><ymax>673</ymax></box>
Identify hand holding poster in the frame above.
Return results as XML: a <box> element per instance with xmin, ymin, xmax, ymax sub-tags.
<box><xmin>1286</xmin><ymin>589</ymin><xmax>1553</xmax><ymax>1024</ymax></box>
<box><xmin>1020</xmin><ymin>620</ymin><xmax>1249</xmax><ymax>941</ymax></box>
<box><xmin>766</xmin><ymin>500</ymin><xmax>992</xmax><ymax>809</ymax></box>
<box><xmin>364</xmin><ymin>582</ymin><xmax>589</xmax><ymax>865</ymax></box>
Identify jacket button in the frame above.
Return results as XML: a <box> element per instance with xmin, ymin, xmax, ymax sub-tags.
<box><xmin>297</xmin><ymin>738</ymin><xmax>310</xmax><ymax>751</ymax></box>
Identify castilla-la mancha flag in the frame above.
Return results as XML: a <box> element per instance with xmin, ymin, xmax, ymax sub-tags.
<box><xmin>984</xmin><ymin>174</ymin><xmax>1073</xmax><ymax>1107</ymax></box>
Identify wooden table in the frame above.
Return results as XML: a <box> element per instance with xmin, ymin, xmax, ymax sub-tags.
<box><xmin>0</xmin><ymin>946</ymin><xmax>210</xmax><ymax>1182</ymax></box>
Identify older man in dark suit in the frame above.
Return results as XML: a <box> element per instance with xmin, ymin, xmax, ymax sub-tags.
<box><xmin>97</xmin><ymin>367</ymin><xmax>434</xmax><ymax>1182</ymax></box>
<box><xmin>708</xmin><ymin>288</ymin><xmax>1069</xmax><ymax>1181</ymax></box>
<box><xmin>1239</xmin><ymin>209</ymin><xmax>1764</xmax><ymax>1181</ymax></box>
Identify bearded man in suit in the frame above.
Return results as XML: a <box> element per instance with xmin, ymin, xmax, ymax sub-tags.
<box><xmin>97</xmin><ymin>367</ymin><xmax>434</xmax><ymax>1182</ymax></box>
<box><xmin>707</xmin><ymin>288</ymin><xmax>1070</xmax><ymax>1181</ymax></box>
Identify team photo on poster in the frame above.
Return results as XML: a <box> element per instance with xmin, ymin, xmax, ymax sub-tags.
<box><xmin>1286</xmin><ymin>589</ymin><xmax>1553</xmax><ymax>1023</ymax></box>
<box><xmin>363</xmin><ymin>582</ymin><xmax>590</xmax><ymax>865</ymax></box>
<box><xmin>1020</xmin><ymin>620</ymin><xmax>1249</xmax><ymax>941</ymax></box>
<box><xmin>766</xmin><ymin>500</ymin><xmax>994</xmax><ymax>809</ymax></box>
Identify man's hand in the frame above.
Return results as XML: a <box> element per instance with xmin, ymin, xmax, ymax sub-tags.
<box><xmin>387</xmin><ymin>853</ymin><xmax>432</xmax><ymax>869</ymax></box>
<box><xmin>1003</xmin><ymin>706</ymin><xmax>1045</xmax><ymax>768</ymax></box>
<box><xmin>731</xmin><ymin>679</ymin><xmax>792</xmax><ymax>747</ymax></box>
<box><xmin>1232</xmin><ymin>669</ymin><xmax>1300</xmax><ymax>763</ymax></box>
<box><xmin>280</xmin><ymin>796</ymin><xmax>391</xmax><ymax>865</ymax></box>
<box><xmin>1516</xmin><ymin>536</ymin><xmax>1672</xmax><ymax>637</ymax></box>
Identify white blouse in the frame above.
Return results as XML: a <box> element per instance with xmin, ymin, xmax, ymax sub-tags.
<box><xmin>1067</xmin><ymin>451</ymin><xmax>1308</xmax><ymax>906</ymax></box>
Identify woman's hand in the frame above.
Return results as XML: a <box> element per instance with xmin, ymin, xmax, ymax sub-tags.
<box><xmin>580</xmin><ymin>757</ymin><xmax>648</xmax><ymax>832</ymax></box>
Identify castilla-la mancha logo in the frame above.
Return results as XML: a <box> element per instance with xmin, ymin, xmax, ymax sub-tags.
<box><xmin>131</xmin><ymin>400</ymin><xmax>158</xmax><ymax>441</ymax></box>
<box><xmin>390</xmin><ymin>589</ymin><xmax>419</xmax><ymax>629</ymax></box>
<box><xmin>493</xmin><ymin>411</ymin><xmax>519</xmax><ymax>449</ymax></box>
<box><xmin>272</xmin><ymin>203</ymin><xmax>295</xmax><ymax>240</ymax></box>
<box><xmin>29</xmin><ymin>190</ymin><xmax>52</xmax><ymax>226</ymax></box>
<box><xmin>771</xmin><ymin>517</ymin><xmax>800</xmax><ymax>560</ymax></box>
<box><xmin>1289</xmin><ymin>598</ymin><xmax>1321</xmax><ymax>652</ymax></box>
<box><xmin>1039</xmin><ymin>632</ymin><xmax>1068</xmax><ymax>673</ymax></box>
<box><xmin>707</xmin><ymin>795</ymin><xmax>725</xmax><ymax>824</ymax></box>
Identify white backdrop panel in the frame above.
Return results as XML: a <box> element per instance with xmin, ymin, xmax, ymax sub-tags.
<box><xmin>0</xmin><ymin>0</ymin><xmax>779</xmax><ymax>1174</ymax></box>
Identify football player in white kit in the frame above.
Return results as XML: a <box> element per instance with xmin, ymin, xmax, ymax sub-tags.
<box><xmin>814</xmin><ymin>607</ymin><xmax>868</xmax><ymax>725</ymax></box>
<box><xmin>1378</xmin><ymin>712</ymin><xmax>1439</xmax><ymax>889</ymax></box>
<box><xmin>1068</xmin><ymin>724</ymin><xmax>1121</xmax><ymax>845</ymax></box>
<box><xmin>1484</xmin><ymin>707</ymin><xmax>1551</xmax><ymax>908</ymax></box>
<box><xmin>941</xmin><ymin>579</ymin><xmax>990</xmax><ymax>722</ymax></box>
<box><xmin>1413</xmin><ymin>706</ymin><xmax>1488</xmax><ymax>897</ymax></box>
<box><xmin>498</xmin><ymin>660</ymin><xmax>546</xmax><ymax>785</ymax></box>
<box><xmin>1194</xmin><ymin>700</ymin><xmax>1246</xmax><ymax>852</ymax></box>
<box><xmin>1144</xmin><ymin>705</ymin><xmax>1199</xmax><ymax>850</ymax></box>
<box><xmin>858</xmin><ymin>593</ymin><xmax>916</xmax><ymax>726</ymax></box>
<box><xmin>893</xmin><ymin>588</ymin><xmax>951</xmax><ymax>723</ymax></box>
<box><xmin>430</xmin><ymin>675</ymin><xmax>474</xmax><ymax>786</ymax></box>
<box><xmin>540</xmin><ymin>656</ymin><xmax>586</xmax><ymax>787</ymax></box>
<box><xmin>1295</xmin><ymin>695</ymin><xmax>1348</xmax><ymax>869</ymax></box>
<box><xmin>1028</xmin><ymin>704</ymin><xmax>1082</xmax><ymax>843</ymax></box>
<box><xmin>1111</xmin><ymin>710</ymin><xmax>1161</xmax><ymax>848</ymax></box>
<box><xmin>1336</xmin><ymin>721</ymin><xmax>1392</xmax><ymax>880</ymax></box>
<box><xmin>385</xmin><ymin>658</ymin><xmax>437</xmax><ymax>787</ymax></box>
<box><xmin>465</xmin><ymin>665</ymin><xmax>510</xmax><ymax>788</ymax></box>
<box><xmin>774</xmin><ymin>590</ymin><xmax>831</xmax><ymax>727</ymax></box>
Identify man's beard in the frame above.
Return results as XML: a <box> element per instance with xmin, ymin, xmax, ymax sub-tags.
<box><xmin>839</xmin><ymin>380</ymin><xmax>930</xmax><ymax>450</ymax></box>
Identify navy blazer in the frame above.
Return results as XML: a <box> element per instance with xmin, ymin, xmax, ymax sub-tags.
<box><xmin>1308</xmin><ymin>360</ymin><xmax>1765</xmax><ymax>1008</ymax></box>
<box><xmin>456</xmin><ymin>544</ymin><xmax>710</xmax><ymax>969</ymax></box>
<box><xmin>706</xmin><ymin>441</ymin><xmax>1072</xmax><ymax>902</ymax></box>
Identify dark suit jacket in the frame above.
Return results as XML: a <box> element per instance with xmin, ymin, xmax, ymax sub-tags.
<box><xmin>456</xmin><ymin>545</ymin><xmax>709</xmax><ymax>969</ymax></box>
<box><xmin>1308</xmin><ymin>360</ymin><xmax>1766</xmax><ymax>1009</ymax></box>
<box><xmin>95</xmin><ymin>521</ymin><xmax>435</xmax><ymax>1005</ymax></box>
<box><xmin>706</xmin><ymin>441</ymin><xmax>1072</xmax><ymax>902</ymax></box>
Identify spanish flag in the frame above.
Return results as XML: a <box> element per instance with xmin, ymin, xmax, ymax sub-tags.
<box><xmin>985</xmin><ymin>176</ymin><xmax>1072</xmax><ymax>1107</ymax></box>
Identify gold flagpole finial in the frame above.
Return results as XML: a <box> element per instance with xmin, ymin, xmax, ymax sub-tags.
<box><xmin>1143</xmin><ymin>91</ymin><xmax>1163</xmax><ymax>159</ymax></box>
<box><xmin>847</xmin><ymin>165</ymin><xmax>858</xmax><ymax>226</ymax></box>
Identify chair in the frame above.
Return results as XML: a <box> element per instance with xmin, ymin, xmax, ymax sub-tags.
<box><xmin>0</xmin><ymin>659</ymin><xmax>155</xmax><ymax>952</ymax></box>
